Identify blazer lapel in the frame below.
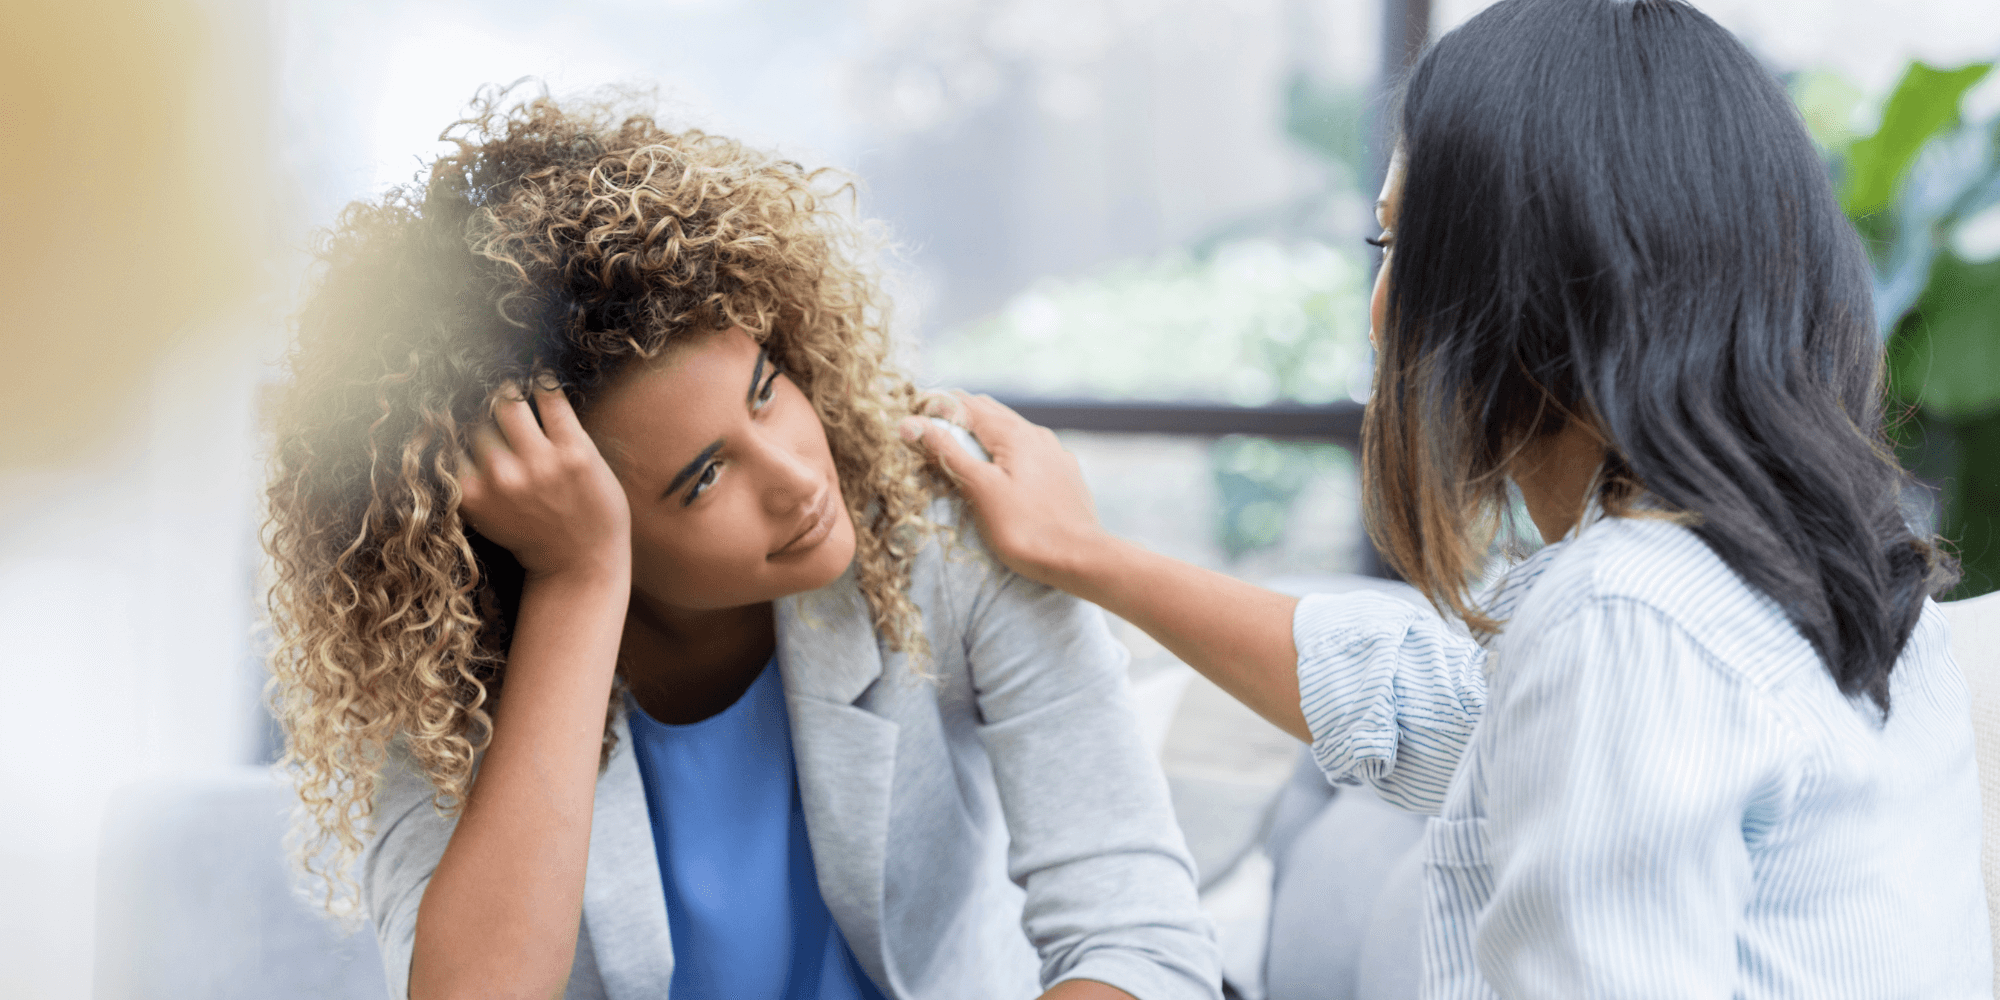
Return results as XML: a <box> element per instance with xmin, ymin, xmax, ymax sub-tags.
<box><xmin>776</xmin><ymin>568</ymin><xmax>903</xmax><ymax>995</ymax></box>
<box><xmin>582</xmin><ymin>711</ymin><xmax>677</xmax><ymax>1000</ymax></box>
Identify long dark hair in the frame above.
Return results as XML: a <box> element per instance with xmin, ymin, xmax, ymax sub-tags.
<box><xmin>1362</xmin><ymin>0</ymin><xmax>1954</xmax><ymax>711</ymax></box>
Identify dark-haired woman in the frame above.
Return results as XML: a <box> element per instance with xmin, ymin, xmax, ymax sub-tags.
<box><xmin>908</xmin><ymin>0</ymin><xmax>1990</xmax><ymax>994</ymax></box>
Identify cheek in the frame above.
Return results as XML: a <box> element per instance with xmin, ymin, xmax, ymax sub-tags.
<box><xmin>629</xmin><ymin>502</ymin><xmax>856</xmax><ymax>609</ymax></box>
<box><xmin>780</xmin><ymin>392</ymin><xmax>836</xmax><ymax>463</ymax></box>
<box><xmin>793</xmin><ymin>412</ymin><xmax>857</xmax><ymax>564</ymax></box>
<box><xmin>625</xmin><ymin>477</ymin><xmax>856</xmax><ymax>610</ymax></box>
<box><xmin>627</xmin><ymin>513</ymin><xmax>751</xmax><ymax>605</ymax></box>
<box><xmin>1369</xmin><ymin>255</ymin><xmax>1390</xmax><ymax>351</ymax></box>
<box><xmin>781</xmin><ymin>403</ymin><xmax>857</xmax><ymax>586</ymax></box>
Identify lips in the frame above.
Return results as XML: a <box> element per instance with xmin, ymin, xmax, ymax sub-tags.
<box><xmin>770</xmin><ymin>489</ymin><xmax>838</xmax><ymax>559</ymax></box>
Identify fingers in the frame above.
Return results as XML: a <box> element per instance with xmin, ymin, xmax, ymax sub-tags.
<box><xmin>467</xmin><ymin>421</ymin><xmax>512</xmax><ymax>473</ymax></box>
<box><xmin>901</xmin><ymin>416</ymin><xmax>999</xmax><ymax>488</ymax></box>
<box><xmin>531</xmin><ymin>379</ymin><xmax>586</xmax><ymax>447</ymax></box>
<box><xmin>903</xmin><ymin>391</ymin><xmax>1065</xmax><ymax>470</ymax></box>
<box><xmin>457</xmin><ymin>421</ymin><xmax>511</xmax><ymax>525</ymax></box>
<box><xmin>470</xmin><ymin>376</ymin><xmax>598</xmax><ymax>482</ymax></box>
<box><xmin>950</xmin><ymin>391</ymin><xmax>1049</xmax><ymax>454</ymax></box>
<box><xmin>913</xmin><ymin>390</ymin><xmax>965</xmax><ymax>425</ymax></box>
<box><xmin>956</xmin><ymin>390</ymin><xmax>1028</xmax><ymax>422</ymax></box>
<box><xmin>492</xmin><ymin>390</ymin><xmax>550</xmax><ymax>459</ymax></box>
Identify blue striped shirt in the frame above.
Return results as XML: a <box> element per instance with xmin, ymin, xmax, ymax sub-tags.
<box><xmin>1294</xmin><ymin>513</ymin><xmax>1991</xmax><ymax>998</ymax></box>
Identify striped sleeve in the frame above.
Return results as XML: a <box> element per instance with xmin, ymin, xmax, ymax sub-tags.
<box><xmin>1292</xmin><ymin>591</ymin><xmax>1488</xmax><ymax>814</ymax></box>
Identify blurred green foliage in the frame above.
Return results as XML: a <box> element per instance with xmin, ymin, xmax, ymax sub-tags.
<box><xmin>926</xmin><ymin>240</ymin><xmax>1372</xmax><ymax>407</ymax></box>
<box><xmin>1887</xmin><ymin>254</ymin><xmax>2000</xmax><ymax>417</ymax></box>
<box><xmin>927</xmin><ymin>77</ymin><xmax>1385</xmax><ymax>566</ymax></box>
<box><xmin>1840</xmin><ymin>64</ymin><xmax>1991</xmax><ymax>219</ymax></box>
<box><xmin>1799</xmin><ymin>60</ymin><xmax>2000</xmax><ymax>598</ymax></box>
<box><xmin>1282</xmin><ymin>71</ymin><xmax>1371</xmax><ymax>188</ymax></box>
<box><xmin>925</xmin><ymin>236</ymin><xmax>1375</xmax><ymax>564</ymax></box>
<box><xmin>1211</xmin><ymin>437</ymin><xmax>1355</xmax><ymax>558</ymax></box>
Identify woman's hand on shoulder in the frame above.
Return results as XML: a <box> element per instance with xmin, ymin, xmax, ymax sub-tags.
<box><xmin>457</xmin><ymin>379</ymin><xmax>631</xmax><ymax>583</ymax></box>
<box><xmin>901</xmin><ymin>392</ymin><xmax>1114</xmax><ymax>592</ymax></box>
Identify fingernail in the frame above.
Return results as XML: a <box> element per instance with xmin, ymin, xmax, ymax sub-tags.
<box><xmin>898</xmin><ymin>416</ymin><xmax>926</xmax><ymax>443</ymax></box>
<box><xmin>534</xmin><ymin>371</ymin><xmax>560</xmax><ymax>392</ymax></box>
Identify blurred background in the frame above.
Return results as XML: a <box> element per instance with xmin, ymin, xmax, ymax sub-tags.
<box><xmin>5</xmin><ymin>0</ymin><xmax>1999</xmax><ymax>997</ymax></box>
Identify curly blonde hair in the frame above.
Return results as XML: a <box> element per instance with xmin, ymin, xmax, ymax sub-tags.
<box><xmin>263</xmin><ymin>89</ymin><xmax>943</xmax><ymax>910</ymax></box>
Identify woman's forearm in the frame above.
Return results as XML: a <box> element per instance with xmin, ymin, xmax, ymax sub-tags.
<box><xmin>1055</xmin><ymin>535</ymin><xmax>1311</xmax><ymax>743</ymax></box>
<box><xmin>409</xmin><ymin>559</ymin><xmax>631</xmax><ymax>1000</ymax></box>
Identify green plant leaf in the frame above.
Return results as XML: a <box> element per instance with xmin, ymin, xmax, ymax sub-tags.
<box><xmin>1869</xmin><ymin>122</ymin><xmax>2000</xmax><ymax>334</ymax></box>
<box><xmin>1889</xmin><ymin>251</ymin><xmax>2000</xmax><ymax>418</ymax></box>
<box><xmin>1841</xmin><ymin>62</ymin><xmax>1992</xmax><ymax>218</ymax></box>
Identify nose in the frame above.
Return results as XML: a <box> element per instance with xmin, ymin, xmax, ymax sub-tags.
<box><xmin>754</xmin><ymin>433</ymin><xmax>821</xmax><ymax>516</ymax></box>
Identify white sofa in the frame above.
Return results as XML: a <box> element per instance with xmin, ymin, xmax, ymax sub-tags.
<box><xmin>92</xmin><ymin>591</ymin><xmax>2000</xmax><ymax>1000</ymax></box>
<box><xmin>94</xmin><ymin>768</ymin><xmax>385</xmax><ymax>999</ymax></box>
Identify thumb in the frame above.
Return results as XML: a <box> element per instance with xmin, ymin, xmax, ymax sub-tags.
<box><xmin>901</xmin><ymin>416</ymin><xmax>1000</xmax><ymax>491</ymax></box>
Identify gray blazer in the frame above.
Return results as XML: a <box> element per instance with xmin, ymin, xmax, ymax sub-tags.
<box><xmin>361</xmin><ymin>497</ymin><xmax>1220</xmax><ymax>1000</ymax></box>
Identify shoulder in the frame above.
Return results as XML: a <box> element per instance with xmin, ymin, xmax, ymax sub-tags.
<box><xmin>1894</xmin><ymin>598</ymin><xmax>1965</xmax><ymax>718</ymax></box>
<box><xmin>898</xmin><ymin>424</ymin><xmax>1124</xmax><ymax>669</ymax></box>
<box><xmin>909</xmin><ymin>493</ymin><xmax>1084</xmax><ymax>656</ymax></box>
<box><xmin>915</xmin><ymin>419</ymin><xmax>992</xmax><ymax>550</ymax></box>
<box><xmin>904</xmin><ymin>420</ymin><xmax>1012</xmax><ymax>608</ymax></box>
<box><xmin>1507</xmin><ymin>516</ymin><xmax>1819</xmax><ymax>691</ymax></box>
<box><xmin>373</xmin><ymin>736</ymin><xmax>450</xmax><ymax>814</ymax></box>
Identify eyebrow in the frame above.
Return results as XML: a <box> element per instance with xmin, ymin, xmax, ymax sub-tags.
<box><xmin>746</xmin><ymin>347</ymin><xmax>767</xmax><ymax>407</ymax></box>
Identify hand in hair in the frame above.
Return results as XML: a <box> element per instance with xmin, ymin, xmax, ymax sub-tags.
<box><xmin>457</xmin><ymin>380</ymin><xmax>631</xmax><ymax>582</ymax></box>
<box><xmin>415</xmin><ymin>377</ymin><xmax>635</xmax><ymax>1000</ymax></box>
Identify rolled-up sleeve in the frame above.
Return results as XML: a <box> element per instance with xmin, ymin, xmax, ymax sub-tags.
<box><xmin>1293</xmin><ymin>591</ymin><xmax>1488</xmax><ymax>814</ymax></box>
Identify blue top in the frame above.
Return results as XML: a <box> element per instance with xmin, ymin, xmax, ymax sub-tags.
<box><xmin>1293</xmin><ymin>511</ymin><xmax>1990</xmax><ymax>998</ymax></box>
<box><xmin>626</xmin><ymin>657</ymin><xmax>888</xmax><ymax>1000</ymax></box>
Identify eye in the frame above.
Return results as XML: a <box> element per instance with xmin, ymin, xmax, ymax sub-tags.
<box><xmin>754</xmin><ymin>363</ymin><xmax>783</xmax><ymax>408</ymax></box>
<box><xmin>1365</xmin><ymin>232</ymin><xmax>1394</xmax><ymax>251</ymax></box>
<box><xmin>685</xmin><ymin>461</ymin><xmax>721</xmax><ymax>506</ymax></box>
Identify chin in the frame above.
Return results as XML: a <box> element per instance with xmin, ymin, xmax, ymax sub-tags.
<box><xmin>801</xmin><ymin>514</ymin><xmax>859</xmax><ymax>590</ymax></box>
<box><xmin>762</xmin><ymin>512</ymin><xmax>858</xmax><ymax>603</ymax></box>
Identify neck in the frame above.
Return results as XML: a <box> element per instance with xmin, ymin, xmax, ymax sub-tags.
<box><xmin>619</xmin><ymin>594</ymin><xmax>776</xmax><ymax>725</ymax></box>
<box><xmin>1511</xmin><ymin>421</ymin><xmax>1606</xmax><ymax>544</ymax></box>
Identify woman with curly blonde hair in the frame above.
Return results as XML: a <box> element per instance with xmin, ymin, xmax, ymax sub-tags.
<box><xmin>263</xmin><ymin>91</ymin><xmax>1217</xmax><ymax>1000</ymax></box>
